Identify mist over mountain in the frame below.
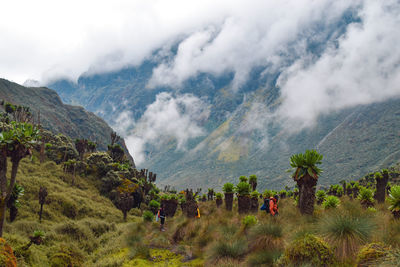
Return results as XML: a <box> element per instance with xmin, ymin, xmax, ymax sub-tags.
<box><xmin>1</xmin><ymin>0</ymin><xmax>399</xmax><ymax>190</ymax></box>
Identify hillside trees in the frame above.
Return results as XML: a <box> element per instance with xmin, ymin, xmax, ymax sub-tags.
<box><xmin>290</xmin><ymin>149</ymin><xmax>323</xmax><ymax>215</ymax></box>
<box><xmin>0</xmin><ymin>122</ymin><xmax>39</xmax><ymax>236</ymax></box>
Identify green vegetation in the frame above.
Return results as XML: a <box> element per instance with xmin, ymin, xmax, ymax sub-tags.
<box><xmin>388</xmin><ymin>185</ymin><xmax>400</xmax><ymax>219</ymax></box>
<box><xmin>290</xmin><ymin>149</ymin><xmax>323</xmax><ymax>215</ymax></box>
<box><xmin>357</xmin><ymin>187</ymin><xmax>375</xmax><ymax>208</ymax></box>
<box><xmin>222</xmin><ymin>183</ymin><xmax>234</xmax><ymax>193</ymax></box>
<box><xmin>322</xmin><ymin>196</ymin><xmax>340</xmax><ymax>210</ymax></box>
<box><xmin>1</xmin><ymin>88</ymin><xmax>400</xmax><ymax>266</ymax></box>
<box><xmin>316</xmin><ymin>190</ymin><xmax>327</xmax><ymax>205</ymax></box>
<box><xmin>236</xmin><ymin>182</ymin><xmax>251</xmax><ymax>196</ymax></box>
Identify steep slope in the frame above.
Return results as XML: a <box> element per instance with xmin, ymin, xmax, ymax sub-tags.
<box><xmin>0</xmin><ymin>79</ymin><xmax>133</xmax><ymax>163</ymax></box>
<box><xmin>49</xmin><ymin>67</ymin><xmax>400</xmax><ymax>190</ymax></box>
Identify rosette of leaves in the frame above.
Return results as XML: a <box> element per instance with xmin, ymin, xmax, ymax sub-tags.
<box><xmin>322</xmin><ymin>196</ymin><xmax>340</xmax><ymax>210</ymax></box>
<box><xmin>316</xmin><ymin>190</ymin><xmax>327</xmax><ymax>205</ymax></box>
<box><xmin>149</xmin><ymin>200</ymin><xmax>161</xmax><ymax>214</ymax></box>
<box><xmin>222</xmin><ymin>183</ymin><xmax>234</xmax><ymax>193</ymax></box>
<box><xmin>263</xmin><ymin>189</ymin><xmax>274</xmax><ymax>198</ymax></box>
<box><xmin>289</xmin><ymin>149</ymin><xmax>323</xmax><ymax>215</ymax></box>
<box><xmin>215</xmin><ymin>193</ymin><xmax>223</xmax><ymax>199</ymax></box>
<box><xmin>239</xmin><ymin>176</ymin><xmax>248</xmax><ymax>183</ymax></box>
<box><xmin>251</xmin><ymin>190</ymin><xmax>260</xmax><ymax>199</ymax></box>
<box><xmin>236</xmin><ymin>182</ymin><xmax>251</xmax><ymax>196</ymax></box>
<box><xmin>357</xmin><ymin>187</ymin><xmax>374</xmax><ymax>208</ymax></box>
<box><xmin>388</xmin><ymin>185</ymin><xmax>400</xmax><ymax>219</ymax></box>
<box><xmin>290</xmin><ymin>150</ymin><xmax>323</xmax><ymax>182</ymax></box>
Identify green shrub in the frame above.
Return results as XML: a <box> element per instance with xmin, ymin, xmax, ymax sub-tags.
<box><xmin>242</xmin><ymin>215</ymin><xmax>257</xmax><ymax>229</ymax></box>
<box><xmin>263</xmin><ymin>189</ymin><xmax>274</xmax><ymax>198</ymax></box>
<box><xmin>222</xmin><ymin>183</ymin><xmax>234</xmax><ymax>193</ymax></box>
<box><xmin>356</xmin><ymin>242</ymin><xmax>390</xmax><ymax>266</ymax></box>
<box><xmin>388</xmin><ymin>185</ymin><xmax>400</xmax><ymax>213</ymax></box>
<box><xmin>55</xmin><ymin>221</ymin><xmax>93</xmax><ymax>241</ymax></box>
<box><xmin>160</xmin><ymin>194</ymin><xmax>170</xmax><ymax>201</ymax></box>
<box><xmin>322</xmin><ymin>196</ymin><xmax>340</xmax><ymax>209</ymax></box>
<box><xmin>149</xmin><ymin>200</ymin><xmax>160</xmax><ymax>210</ymax></box>
<box><xmin>316</xmin><ymin>190</ymin><xmax>326</xmax><ymax>204</ymax></box>
<box><xmin>250</xmin><ymin>190</ymin><xmax>260</xmax><ymax>198</ymax></box>
<box><xmin>215</xmin><ymin>193</ymin><xmax>223</xmax><ymax>199</ymax></box>
<box><xmin>278</xmin><ymin>234</ymin><xmax>335</xmax><ymax>267</ymax></box>
<box><xmin>239</xmin><ymin>176</ymin><xmax>248</xmax><ymax>183</ymax></box>
<box><xmin>169</xmin><ymin>194</ymin><xmax>178</xmax><ymax>200</ymax></box>
<box><xmin>236</xmin><ymin>182</ymin><xmax>251</xmax><ymax>196</ymax></box>
<box><xmin>143</xmin><ymin>211</ymin><xmax>154</xmax><ymax>222</ymax></box>
<box><xmin>358</xmin><ymin>187</ymin><xmax>374</xmax><ymax>208</ymax></box>
<box><xmin>50</xmin><ymin>253</ymin><xmax>73</xmax><ymax>267</ymax></box>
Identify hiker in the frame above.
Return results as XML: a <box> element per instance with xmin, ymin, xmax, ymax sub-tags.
<box><xmin>260</xmin><ymin>195</ymin><xmax>279</xmax><ymax>216</ymax></box>
<box><xmin>157</xmin><ymin>205</ymin><xmax>166</xmax><ymax>231</ymax></box>
<box><xmin>269</xmin><ymin>195</ymin><xmax>279</xmax><ymax>216</ymax></box>
<box><xmin>195</xmin><ymin>207</ymin><xmax>201</xmax><ymax>218</ymax></box>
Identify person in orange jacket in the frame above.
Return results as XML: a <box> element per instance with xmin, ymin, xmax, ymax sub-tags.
<box><xmin>269</xmin><ymin>195</ymin><xmax>279</xmax><ymax>216</ymax></box>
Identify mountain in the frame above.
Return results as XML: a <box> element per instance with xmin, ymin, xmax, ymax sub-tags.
<box><xmin>0</xmin><ymin>78</ymin><xmax>133</xmax><ymax>163</ymax></box>
<box><xmin>47</xmin><ymin>64</ymin><xmax>400</xmax><ymax>191</ymax></box>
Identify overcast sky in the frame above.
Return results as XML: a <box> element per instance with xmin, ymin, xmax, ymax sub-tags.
<box><xmin>1</xmin><ymin>0</ymin><xmax>400</xmax><ymax>163</ymax></box>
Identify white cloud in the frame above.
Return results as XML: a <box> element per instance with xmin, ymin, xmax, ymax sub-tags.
<box><xmin>122</xmin><ymin>92</ymin><xmax>210</xmax><ymax>165</ymax></box>
<box><xmin>276</xmin><ymin>0</ymin><xmax>400</xmax><ymax>129</ymax></box>
<box><xmin>1</xmin><ymin>0</ymin><xmax>399</xmax><ymax>137</ymax></box>
<box><xmin>149</xmin><ymin>0</ymin><xmax>359</xmax><ymax>90</ymax></box>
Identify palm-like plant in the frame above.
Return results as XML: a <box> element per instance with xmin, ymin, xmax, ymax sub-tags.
<box><xmin>388</xmin><ymin>185</ymin><xmax>400</xmax><ymax>219</ymax></box>
<box><xmin>223</xmin><ymin>183</ymin><xmax>235</xmax><ymax>211</ymax></box>
<box><xmin>322</xmin><ymin>196</ymin><xmax>340</xmax><ymax>210</ymax></box>
<box><xmin>357</xmin><ymin>187</ymin><xmax>374</xmax><ymax>209</ymax></box>
<box><xmin>249</xmin><ymin>174</ymin><xmax>257</xmax><ymax>191</ymax></box>
<box><xmin>0</xmin><ymin>122</ymin><xmax>39</xmax><ymax>236</ymax></box>
<box><xmin>375</xmin><ymin>170</ymin><xmax>389</xmax><ymax>203</ymax></box>
<box><xmin>289</xmin><ymin>149</ymin><xmax>323</xmax><ymax>215</ymax></box>
<box><xmin>7</xmin><ymin>183</ymin><xmax>24</xmax><ymax>222</ymax></box>
<box><xmin>316</xmin><ymin>190</ymin><xmax>327</xmax><ymax>205</ymax></box>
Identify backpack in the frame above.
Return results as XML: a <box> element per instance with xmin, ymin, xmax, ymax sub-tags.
<box><xmin>264</xmin><ymin>198</ymin><xmax>271</xmax><ymax>213</ymax></box>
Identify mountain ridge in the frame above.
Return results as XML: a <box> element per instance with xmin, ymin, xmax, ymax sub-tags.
<box><xmin>0</xmin><ymin>78</ymin><xmax>134</xmax><ymax>164</ymax></box>
<box><xmin>48</xmin><ymin>66</ymin><xmax>400</xmax><ymax>190</ymax></box>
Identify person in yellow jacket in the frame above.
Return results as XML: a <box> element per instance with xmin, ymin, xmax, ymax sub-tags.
<box><xmin>195</xmin><ymin>208</ymin><xmax>200</xmax><ymax>218</ymax></box>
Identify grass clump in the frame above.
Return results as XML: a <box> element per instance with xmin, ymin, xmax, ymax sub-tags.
<box><xmin>208</xmin><ymin>238</ymin><xmax>247</xmax><ymax>262</ymax></box>
<box><xmin>318</xmin><ymin>213</ymin><xmax>375</xmax><ymax>260</ymax></box>
<box><xmin>249</xmin><ymin>223</ymin><xmax>283</xmax><ymax>251</ymax></box>
<box><xmin>142</xmin><ymin>211</ymin><xmax>154</xmax><ymax>222</ymax></box>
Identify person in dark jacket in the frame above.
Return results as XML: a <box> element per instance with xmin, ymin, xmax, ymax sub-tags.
<box><xmin>157</xmin><ymin>206</ymin><xmax>166</xmax><ymax>231</ymax></box>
